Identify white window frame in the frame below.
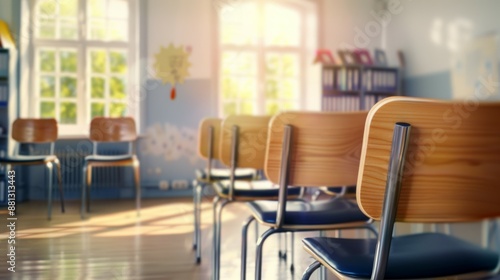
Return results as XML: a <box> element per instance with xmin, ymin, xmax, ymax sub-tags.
<box><xmin>21</xmin><ymin>0</ymin><xmax>139</xmax><ymax>136</ymax></box>
<box><xmin>217</xmin><ymin>0</ymin><xmax>318</xmax><ymax>117</ymax></box>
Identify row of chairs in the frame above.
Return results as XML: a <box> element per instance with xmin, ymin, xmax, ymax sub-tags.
<box><xmin>0</xmin><ymin>117</ymin><xmax>140</xmax><ymax>220</ymax></box>
<box><xmin>193</xmin><ymin>96</ymin><xmax>500</xmax><ymax>279</ymax></box>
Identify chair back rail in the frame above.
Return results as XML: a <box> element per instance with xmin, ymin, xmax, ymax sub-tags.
<box><xmin>265</xmin><ymin>111</ymin><xmax>368</xmax><ymax>187</ymax></box>
<box><xmin>12</xmin><ymin>118</ymin><xmax>58</xmax><ymax>143</ymax></box>
<box><xmin>198</xmin><ymin>118</ymin><xmax>223</xmax><ymax>160</ymax></box>
<box><xmin>220</xmin><ymin>115</ymin><xmax>272</xmax><ymax>169</ymax></box>
<box><xmin>89</xmin><ymin>117</ymin><xmax>137</xmax><ymax>142</ymax></box>
<box><xmin>358</xmin><ymin>96</ymin><xmax>500</xmax><ymax>222</ymax></box>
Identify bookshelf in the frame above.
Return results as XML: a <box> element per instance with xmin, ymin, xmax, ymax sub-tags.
<box><xmin>321</xmin><ymin>64</ymin><xmax>402</xmax><ymax>111</ymax></box>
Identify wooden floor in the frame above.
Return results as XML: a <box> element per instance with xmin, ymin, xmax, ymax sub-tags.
<box><xmin>0</xmin><ymin>196</ymin><xmax>494</xmax><ymax>280</ymax></box>
<box><xmin>0</xmin><ymin>196</ymin><xmax>339</xmax><ymax>280</ymax></box>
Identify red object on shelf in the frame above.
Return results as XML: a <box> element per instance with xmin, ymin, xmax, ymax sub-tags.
<box><xmin>352</xmin><ymin>49</ymin><xmax>373</xmax><ymax>65</ymax></box>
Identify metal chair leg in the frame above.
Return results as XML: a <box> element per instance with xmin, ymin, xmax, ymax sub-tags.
<box><xmin>193</xmin><ymin>182</ymin><xmax>198</xmax><ymax>250</ymax></box>
<box><xmin>54</xmin><ymin>159</ymin><xmax>65</xmax><ymax>213</ymax></box>
<box><xmin>302</xmin><ymin>261</ymin><xmax>321</xmax><ymax>280</ymax></box>
<box><xmin>241</xmin><ymin>216</ymin><xmax>255</xmax><ymax>280</ymax></box>
<box><xmin>81</xmin><ymin>165</ymin><xmax>88</xmax><ymax>219</ymax></box>
<box><xmin>290</xmin><ymin>232</ymin><xmax>295</xmax><ymax>273</ymax></box>
<box><xmin>214</xmin><ymin>199</ymin><xmax>229</xmax><ymax>280</ymax></box>
<box><xmin>46</xmin><ymin>162</ymin><xmax>53</xmax><ymax>220</ymax></box>
<box><xmin>212</xmin><ymin>196</ymin><xmax>220</xmax><ymax>280</ymax></box>
<box><xmin>134</xmin><ymin>160</ymin><xmax>141</xmax><ymax>217</ymax></box>
<box><xmin>195</xmin><ymin>183</ymin><xmax>202</xmax><ymax>264</ymax></box>
<box><xmin>255</xmin><ymin>227</ymin><xmax>279</xmax><ymax>280</ymax></box>
<box><xmin>86</xmin><ymin>165</ymin><xmax>92</xmax><ymax>212</ymax></box>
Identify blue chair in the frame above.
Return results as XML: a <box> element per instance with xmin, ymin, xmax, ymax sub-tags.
<box><xmin>81</xmin><ymin>117</ymin><xmax>140</xmax><ymax>219</ymax></box>
<box><xmin>243</xmin><ymin>111</ymin><xmax>377</xmax><ymax>279</ymax></box>
<box><xmin>193</xmin><ymin>118</ymin><xmax>258</xmax><ymax>264</ymax></box>
<box><xmin>0</xmin><ymin>118</ymin><xmax>64</xmax><ymax>220</ymax></box>
<box><xmin>301</xmin><ymin>96</ymin><xmax>500</xmax><ymax>279</ymax></box>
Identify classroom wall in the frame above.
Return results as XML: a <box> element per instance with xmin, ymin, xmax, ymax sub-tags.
<box><xmin>385</xmin><ymin>0</ymin><xmax>500</xmax><ymax>99</ymax></box>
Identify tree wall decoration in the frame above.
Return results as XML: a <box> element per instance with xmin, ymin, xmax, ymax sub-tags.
<box><xmin>154</xmin><ymin>44</ymin><xmax>192</xmax><ymax>100</ymax></box>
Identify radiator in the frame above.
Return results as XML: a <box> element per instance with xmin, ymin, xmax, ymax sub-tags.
<box><xmin>56</xmin><ymin>148</ymin><xmax>126</xmax><ymax>192</ymax></box>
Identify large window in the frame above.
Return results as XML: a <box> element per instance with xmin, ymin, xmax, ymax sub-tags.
<box><xmin>219</xmin><ymin>0</ymin><xmax>315</xmax><ymax>116</ymax></box>
<box><xmin>29</xmin><ymin>0</ymin><xmax>137</xmax><ymax>135</ymax></box>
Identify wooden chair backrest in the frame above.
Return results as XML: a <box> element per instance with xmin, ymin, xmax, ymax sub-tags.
<box><xmin>198</xmin><ymin>118</ymin><xmax>222</xmax><ymax>160</ymax></box>
<box><xmin>12</xmin><ymin>118</ymin><xmax>58</xmax><ymax>143</ymax></box>
<box><xmin>89</xmin><ymin>117</ymin><xmax>137</xmax><ymax>142</ymax></box>
<box><xmin>220</xmin><ymin>115</ymin><xmax>272</xmax><ymax>169</ymax></box>
<box><xmin>357</xmin><ymin>97</ymin><xmax>500</xmax><ymax>222</ymax></box>
<box><xmin>265</xmin><ymin>111</ymin><xmax>368</xmax><ymax>187</ymax></box>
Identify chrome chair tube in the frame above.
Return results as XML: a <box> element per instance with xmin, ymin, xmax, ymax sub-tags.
<box><xmin>301</xmin><ymin>261</ymin><xmax>321</xmax><ymax>280</ymax></box>
<box><xmin>371</xmin><ymin>122</ymin><xmax>411</xmax><ymax>280</ymax></box>
<box><xmin>241</xmin><ymin>215</ymin><xmax>255</xmax><ymax>280</ymax></box>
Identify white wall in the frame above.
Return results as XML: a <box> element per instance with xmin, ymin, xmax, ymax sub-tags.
<box><xmin>386</xmin><ymin>0</ymin><xmax>500</xmax><ymax>77</ymax></box>
<box><xmin>0</xmin><ymin>0</ymin><xmax>13</xmax><ymax>26</ymax></box>
<box><xmin>146</xmin><ymin>0</ymin><xmax>214</xmax><ymax>80</ymax></box>
<box><xmin>322</xmin><ymin>0</ymin><xmax>380</xmax><ymax>56</ymax></box>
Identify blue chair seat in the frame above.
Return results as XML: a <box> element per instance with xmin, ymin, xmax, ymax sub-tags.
<box><xmin>195</xmin><ymin>168</ymin><xmax>256</xmax><ymax>181</ymax></box>
<box><xmin>0</xmin><ymin>155</ymin><xmax>58</xmax><ymax>164</ymax></box>
<box><xmin>85</xmin><ymin>154</ymin><xmax>136</xmax><ymax>162</ymax></box>
<box><xmin>213</xmin><ymin>180</ymin><xmax>301</xmax><ymax>200</ymax></box>
<box><xmin>302</xmin><ymin>233</ymin><xmax>499</xmax><ymax>279</ymax></box>
<box><xmin>247</xmin><ymin>198</ymin><xmax>369</xmax><ymax>226</ymax></box>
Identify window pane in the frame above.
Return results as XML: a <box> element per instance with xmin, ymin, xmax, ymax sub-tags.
<box><xmin>109</xmin><ymin>51</ymin><xmax>127</xmax><ymax>74</ymax></box>
<box><xmin>221</xmin><ymin>77</ymin><xmax>238</xmax><ymax>99</ymax></box>
<box><xmin>108</xmin><ymin>0</ymin><xmax>129</xmax><ymax>19</ymax></box>
<box><xmin>110</xmin><ymin>77</ymin><xmax>126</xmax><ymax>99</ymax></box>
<box><xmin>60</xmin><ymin>19</ymin><xmax>78</xmax><ymax>40</ymax></box>
<box><xmin>108</xmin><ymin>20</ymin><xmax>128</xmax><ymax>41</ymax></box>
<box><xmin>110</xmin><ymin>103</ymin><xmax>126</xmax><ymax>117</ymax></box>
<box><xmin>265</xmin><ymin>79</ymin><xmax>279</xmax><ymax>99</ymax></box>
<box><xmin>59</xmin><ymin>0</ymin><xmax>77</xmax><ymax>17</ymax></box>
<box><xmin>266</xmin><ymin>101</ymin><xmax>281</xmax><ymax>115</ymax></box>
<box><xmin>280</xmin><ymin>79</ymin><xmax>298</xmax><ymax>99</ymax></box>
<box><xmin>38</xmin><ymin>18</ymin><xmax>56</xmax><ymax>39</ymax></box>
<box><xmin>264</xmin><ymin>3</ymin><xmax>300</xmax><ymax>46</ymax></box>
<box><xmin>60</xmin><ymin>102</ymin><xmax>77</xmax><ymax>124</ymax></box>
<box><xmin>91</xmin><ymin>77</ymin><xmax>105</xmax><ymax>98</ymax></box>
<box><xmin>60</xmin><ymin>51</ymin><xmax>77</xmax><ymax>73</ymax></box>
<box><xmin>240</xmin><ymin>102</ymin><xmax>254</xmax><ymax>114</ymax></box>
<box><xmin>220</xmin><ymin>2</ymin><xmax>258</xmax><ymax>45</ymax></box>
<box><xmin>222</xmin><ymin>52</ymin><xmax>257</xmax><ymax>76</ymax></box>
<box><xmin>266</xmin><ymin>53</ymin><xmax>299</xmax><ymax>77</ymax></box>
<box><xmin>38</xmin><ymin>0</ymin><xmax>56</xmax><ymax>16</ymax></box>
<box><xmin>91</xmin><ymin>102</ymin><xmax>105</xmax><ymax>118</ymax></box>
<box><xmin>40</xmin><ymin>76</ymin><xmax>55</xmax><ymax>98</ymax></box>
<box><xmin>60</xmin><ymin>77</ymin><xmax>77</xmax><ymax>97</ymax></box>
<box><xmin>40</xmin><ymin>50</ymin><xmax>55</xmax><ymax>72</ymax></box>
<box><xmin>91</xmin><ymin>50</ymin><xmax>107</xmax><ymax>73</ymax></box>
<box><xmin>237</xmin><ymin>78</ymin><xmax>256</xmax><ymax>99</ymax></box>
<box><xmin>89</xmin><ymin>0</ymin><xmax>106</xmax><ymax>17</ymax></box>
<box><xmin>223</xmin><ymin>102</ymin><xmax>237</xmax><ymax>116</ymax></box>
<box><xmin>40</xmin><ymin>102</ymin><xmax>55</xmax><ymax>118</ymax></box>
<box><xmin>89</xmin><ymin>19</ymin><xmax>106</xmax><ymax>40</ymax></box>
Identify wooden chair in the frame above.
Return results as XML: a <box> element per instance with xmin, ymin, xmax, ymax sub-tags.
<box><xmin>0</xmin><ymin>118</ymin><xmax>64</xmax><ymax>220</ymax></box>
<box><xmin>212</xmin><ymin>115</ymin><xmax>304</xmax><ymax>280</ymax></box>
<box><xmin>246</xmin><ymin>111</ymin><xmax>377</xmax><ymax>279</ymax></box>
<box><xmin>193</xmin><ymin>118</ymin><xmax>257</xmax><ymax>264</ymax></box>
<box><xmin>301</xmin><ymin>96</ymin><xmax>500</xmax><ymax>279</ymax></box>
<box><xmin>81</xmin><ymin>117</ymin><xmax>140</xmax><ymax>219</ymax></box>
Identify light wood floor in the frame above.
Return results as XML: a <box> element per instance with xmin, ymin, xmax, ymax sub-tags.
<box><xmin>0</xmin><ymin>196</ymin><xmax>494</xmax><ymax>280</ymax></box>
<box><xmin>0</xmin><ymin>196</ymin><xmax>340</xmax><ymax>280</ymax></box>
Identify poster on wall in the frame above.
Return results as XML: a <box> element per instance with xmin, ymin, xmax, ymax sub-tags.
<box><xmin>154</xmin><ymin>43</ymin><xmax>192</xmax><ymax>100</ymax></box>
<box><xmin>451</xmin><ymin>33</ymin><xmax>499</xmax><ymax>101</ymax></box>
